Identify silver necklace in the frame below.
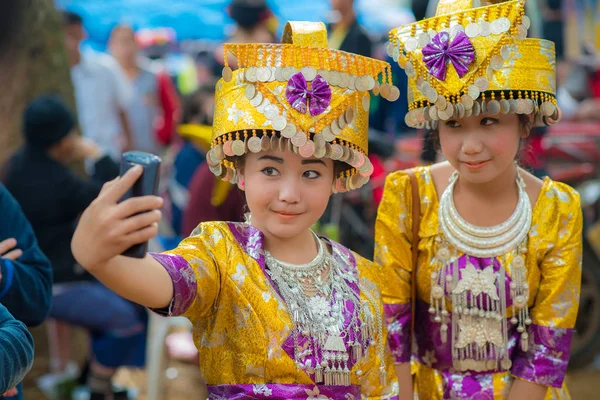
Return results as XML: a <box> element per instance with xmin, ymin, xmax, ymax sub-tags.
<box><xmin>430</xmin><ymin>168</ymin><xmax>532</xmax><ymax>372</ymax></box>
<box><xmin>264</xmin><ymin>233</ymin><xmax>374</xmax><ymax>386</ymax></box>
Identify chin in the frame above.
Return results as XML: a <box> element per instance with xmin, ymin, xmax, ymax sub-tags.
<box><xmin>265</xmin><ymin>218</ymin><xmax>310</xmax><ymax>239</ymax></box>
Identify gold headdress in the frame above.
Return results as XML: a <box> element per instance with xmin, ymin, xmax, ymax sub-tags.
<box><xmin>388</xmin><ymin>0</ymin><xmax>561</xmax><ymax>129</ymax></box>
<box><xmin>207</xmin><ymin>21</ymin><xmax>398</xmax><ymax>192</ymax></box>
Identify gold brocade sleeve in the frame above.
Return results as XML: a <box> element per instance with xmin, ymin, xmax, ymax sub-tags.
<box><xmin>374</xmin><ymin>171</ymin><xmax>415</xmax><ymax>363</ymax></box>
<box><xmin>530</xmin><ymin>183</ymin><xmax>582</xmax><ymax>329</ymax></box>
<box><xmin>161</xmin><ymin>222</ymin><xmax>230</xmax><ymax>320</ymax></box>
<box><xmin>511</xmin><ymin>182</ymin><xmax>583</xmax><ymax>388</ymax></box>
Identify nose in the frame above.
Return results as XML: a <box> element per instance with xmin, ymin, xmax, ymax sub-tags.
<box><xmin>461</xmin><ymin>131</ymin><xmax>484</xmax><ymax>155</ymax></box>
<box><xmin>278</xmin><ymin>175</ymin><xmax>301</xmax><ymax>204</ymax></box>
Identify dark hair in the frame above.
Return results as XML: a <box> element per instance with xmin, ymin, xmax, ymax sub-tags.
<box><xmin>229</xmin><ymin>0</ymin><xmax>270</xmax><ymax>29</ymax></box>
<box><xmin>426</xmin><ymin>113</ymin><xmax>532</xmax><ymax>153</ymax></box>
<box><xmin>181</xmin><ymin>82</ymin><xmax>217</xmax><ymax>125</ymax></box>
<box><xmin>63</xmin><ymin>11</ymin><xmax>83</xmax><ymax>26</ymax></box>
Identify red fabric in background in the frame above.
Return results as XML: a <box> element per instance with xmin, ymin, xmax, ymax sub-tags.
<box><xmin>155</xmin><ymin>71</ymin><xmax>180</xmax><ymax>145</ymax></box>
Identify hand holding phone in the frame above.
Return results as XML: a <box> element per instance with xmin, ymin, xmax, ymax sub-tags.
<box><xmin>119</xmin><ymin>151</ymin><xmax>162</xmax><ymax>258</ymax></box>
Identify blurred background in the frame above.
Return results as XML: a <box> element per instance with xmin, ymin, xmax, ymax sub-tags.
<box><xmin>0</xmin><ymin>0</ymin><xmax>599</xmax><ymax>399</ymax></box>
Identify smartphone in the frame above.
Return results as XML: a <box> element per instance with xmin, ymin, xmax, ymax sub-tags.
<box><xmin>119</xmin><ymin>151</ymin><xmax>162</xmax><ymax>258</ymax></box>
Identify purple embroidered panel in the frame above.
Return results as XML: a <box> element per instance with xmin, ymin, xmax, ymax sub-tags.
<box><xmin>422</xmin><ymin>31</ymin><xmax>475</xmax><ymax>81</ymax></box>
<box><xmin>148</xmin><ymin>252</ymin><xmax>196</xmax><ymax>316</ymax></box>
<box><xmin>383</xmin><ymin>302</ymin><xmax>412</xmax><ymax>363</ymax></box>
<box><xmin>511</xmin><ymin>324</ymin><xmax>573</xmax><ymax>388</ymax></box>
<box><xmin>207</xmin><ymin>383</ymin><xmax>364</xmax><ymax>399</ymax></box>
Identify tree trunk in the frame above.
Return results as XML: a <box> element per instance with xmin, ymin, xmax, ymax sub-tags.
<box><xmin>0</xmin><ymin>0</ymin><xmax>74</xmax><ymax>168</ymax></box>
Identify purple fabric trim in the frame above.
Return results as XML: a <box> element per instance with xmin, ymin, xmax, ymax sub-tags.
<box><xmin>422</xmin><ymin>31</ymin><xmax>475</xmax><ymax>81</ymax></box>
<box><xmin>286</xmin><ymin>73</ymin><xmax>331</xmax><ymax>116</ymax></box>
<box><xmin>148</xmin><ymin>252</ymin><xmax>196</xmax><ymax>316</ymax></box>
<box><xmin>511</xmin><ymin>324</ymin><xmax>573</xmax><ymax>388</ymax></box>
<box><xmin>439</xmin><ymin>370</ymin><xmax>496</xmax><ymax>399</ymax></box>
<box><xmin>207</xmin><ymin>384</ymin><xmax>361</xmax><ymax>399</ymax></box>
<box><xmin>384</xmin><ymin>302</ymin><xmax>411</xmax><ymax>363</ymax></box>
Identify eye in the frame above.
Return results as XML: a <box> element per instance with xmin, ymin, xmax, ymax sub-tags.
<box><xmin>445</xmin><ymin>120</ymin><xmax>461</xmax><ymax>128</ymax></box>
<box><xmin>481</xmin><ymin>117</ymin><xmax>499</xmax><ymax>126</ymax></box>
<box><xmin>261</xmin><ymin>167</ymin><xmax>280</xmax><ymax>177</ymax></box>
<box><xmin>303</xmin><ymin>170</ymin><xmax>321</xmax><ymax>179</ymax></box>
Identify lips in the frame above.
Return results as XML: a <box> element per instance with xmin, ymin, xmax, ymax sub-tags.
<box><xmin>462</xmin><ymin>160</ymin><xmax>490</xmax><ymax>170</ymax></box>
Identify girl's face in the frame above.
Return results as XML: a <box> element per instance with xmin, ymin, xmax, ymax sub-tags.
<box><xmin>237</xmin><ymin>149</ymin><xmax>334</xmax><ymax>241</ymax></box>
<box><xmin>439</xmin><ymin>112</ymin><xmax>528</xmax><ymax>184</ymax></box>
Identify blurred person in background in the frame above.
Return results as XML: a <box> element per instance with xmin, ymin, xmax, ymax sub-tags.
<box><xmin>166</xmin><ymin>83</ymin><xmax>215</xmax><ymax>237</ymax></box>
<box><xmin>109</xmin><ymin>24</ymin><xmax>180</xmax><ymax>152</ymax></box>
<box><xmin>210</xmin><ymin>0</ymin><xmax>277</xmax><ymax>77</ymax></box>
<box><xmin>3</xmin><ymin>95</ymin><xmax>144</xmax><ymax>400</ymax></box>
<box><xmin>0</xmin><ymin>182</ymin><xmax>53</xmax><ymax>400</ymax></box>
<box><xmin>328</xmin><ymin>0</ymin><xmax>373</xmax><ymax>57</ymax></box>
<box><xmin>63</xmin><ymin>11</ymin><xmax>133</xmax><ymax>165</ymax></box>
<box><xmin>0</xmin><ymin>303</ymin><xmax>34</xmax><ymax>399</ymax></box>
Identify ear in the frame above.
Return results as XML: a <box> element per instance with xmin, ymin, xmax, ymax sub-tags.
<box><xmin>236</xmin><ymin>172</ymin><xmax>245</xmax><ymax>191</ymax></box>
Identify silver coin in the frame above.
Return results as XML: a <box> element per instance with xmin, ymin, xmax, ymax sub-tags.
<box><xmin>371</xmin><ymin>80</ymin><xmax>380</xmax><ymax>96</ymax></box>
<box><xmin>247</xmin><ymin>136</ymin><xmax>262</xmax><ymax>153</ymax></box>
<box><xmin>405</xmin><ymin>37</ymin><xmax>418</xmax><ymax>52</ymax></box>
<box><xmin>438</xmin><ymin>108</ymin><xmax>451</xmax><ymax>121</ymax></box>
<box><xmin>329</xmin><ymin>71</ymin><xmax>341</xmax><ymax>87</ymax></box>
<box><xmin>249</xmin><ymin>91</ymin><xmax>264</xmax><ymax>107</ymax></box>
<box><xmin>386</xmin><ymin>42</ymin><xmax>395</xmax><ymax>57</ymax></box>
<box><xmin>380</xmin><ymin>83</ymin><xmax>391</xmax><ymax>99</ymax></box>
<box><xmin>222</xmin><ymin>66</ymin><xmax>233</xmax><ymax>82</ymax></box>
<box><xmin>487</xmin><ymin>65</ymin><xmax>495</xmax><ymax>80</ymax></box>
<box><xmin>479</xmin><ymin>21</ymin><xmax>491</xmax><ymax>37</ymax></box>
<box><xmin>354</xmin><ymin>76</ymin><xmax>368</xmax><ymax>92</ymax></box>
<box><xmin>480</xmin><ymin>100</ymin><xmax>487</xmax><ymax>114</ymax></box>
<box><xmin>388</xmin><ymin>86</ymin><xmax>400</xmax><ymax>102</ymax></box>
<box><xmin>257</xmin><ymin>67</ymin><xmax>271</xmax><ymax>82</ymax></box>
<box><xmin>466</xmin><ymin>22</ymin><xmax>480</xmax><ymax>38</ymax></box>
<box><xmin>271</xmin><ymin>115</ymin><xmax>287</xmax><ymax>131</ymax></box>
<box><xmin>427</xmin><ymin>87</ymin><xmax>439</xmax><ymax>104</ymax></box>
<box><xmin>274</xmin><ymin>67</ymin><xmax>284</xmax><ymax>82</ymax></box>
<box><xmin>346</xmin><ymin>75</ymin><xmax>356</xmax><ymax>91</ymax></box>
<box><xmin>313</xmin><ymin>133</ymin><xmax>326</xmax><ymax>149</ymax></box>
<box><xmin>445</xmin><ymin>102</ymin><xmax>455</xmax><ymax>118</ymax></box>
<box><xmin>450</xmin><ymin>24</ymin><xmax>465</xmax><ymax>38</ymax></box>
<box><xmin>317</xmin><ymin>69</ymin><xmax>330</xmax><ymax>82</ymax></box>
<box><xmin>268</xmin><ymin>66</ymin><xmax>277</xmax><ymax>82</ymax></box>
<box><xmin>256</xmin><ymin>99</ymin><xmax>269</xmax><ymax>113</ymax></box>
<box><xmin>501</xmin><ymin>45</ymin><xmax>512</xmax><ymax>60</ymax></box>
<box><xmin>390</xmin><ymin>46</ymin><xmax>399</xmax><ymax>62</ymax></box>
<box><xmin>509</xmin><ymin>99</ymin><xmax>518</xmax><ymax>114</ymax></box>
<box><xmin>516</xmin><ymin>99</ymin><xmax>526</xmax><ymax>114</ymax></box>
<box><xmin>475</xmin><ymin>77</ymin><xmax>490</xmax><ymax>92</ymax></box>
<box><xmin>281</xmin><ymin>67</ymin><xmax>292</xmax><ymax>81</ymax></box>
<box><xmin>206</xmin><ymin>150</ymin><xmax>219</xmax><ymax>167</ymax></box>
<box><xmin>338</xmin><ymin>114</ymin><xmax>348</xmax><ymax>130</ymax></box>
<box><xmin>213</xmin><ymin>144</ymin><xmax>224</xmax><ymax>160</ymax></box>
<box><xmin>468</xmin><ymin>85</ymin><xmax>481</xmax><ymax>100</ymax></box>
<box><xmin>524</xmin><ymin>99</ymin><xmax>535</xmax><ymax>114</ymax></box>
<box><xmin>464</xmin><ymin>107</ymin><xmax>473</xmax><ymax>118</ymax></box>
<box><xmin>264</xmin><ymin>104</ymin><xmax>278</xmax><ymax>119</ymax></box>
<box><xmin>435</xmin><ymin>95</ymin><xmax>447</xmax><ymax>110</ymax></box>
<box><xmin>473</xmin><ymin>101</ymin><xmax>481</xmax><ymax>115</ymax></box>
<box><xmin>500</xmin><ymin>99</ymin><xmax>511</xmax><ymax>114</ymax></box>
<box><xmin>287</xmin><ymin>137</ymin><xmax>294</xmax><ymax>153</ymax></box>
<box><xmin>345</xmin><ymin>108</ymin><xmax>355</xmax><ymax>124</ymax></box>
<box><xmin>423</xmin><ymin>106</ymin><xmax>431</xmax><ymax>122</ymax></box>
<box><xmin>339</xmin><ymin>72</ymin><xmax>350</xmax><ymax>88</ymax></box>
<box><xmin>456</xmin><ymin>103</ymin><xmax>466</xmax><ymax>119</ymax></box>
<box><xmin>461</xmin><ymin>94</ymin><xmax>474</xmax><ymax>110</ymax></box>
<box><xmin>491</xmin><ymin>17</ymin><xmax>511</xmax><ymax>34</ymax></box>
<box><xmin>418</xmin><ymin>32</ymin><xmax>431</xmax><ymax>48</ymax></box>
<box><xmin>340</xmin><ymin>146</ymin><xmax>350</xmax><ymax>162</ymax></box>
<box><xmin>322</xmin><ymin>126</ymin><xmax>335</xmax><ymax>142</ymax></box>
<box><xmin>331</xmin><ymin>120</ymin><xmax>342</xmax><ymax>136</ymax></box>
<box><xmin>541</xmin><ymin>101</ymin><xmax>556</xmax><ymax>117</ymax></box>
<box><xmin>404</xmin><ymin>111</ymin><xmax>415</xmax><ymax>127</ymax></box>
<box><xmin>405</xmin><ymin>61</ymin><xmax>415</xmax><ymax>77</ymax></box>
<box><xmin>362</xmin><ymin>95</ymin><xmax>370</xmax><ymax>111</ymax></box>
<box><xmin>491</xmin><ymin>55</ymin><xmax>504</xmax><ymax>70</ymax></box>
<box><xmin>522</xmin><ymin>15</ymin><xmax>531</xmax><ymax>30</ymax></box>
<box><xmin>365</xmin><ymin>75</ymin><xmax>376</xmax><ymax>91</ymax></box>
<box><xmin>301</xmin><ymin>66</ymin><xmax>317</xmax><ymax>82</ymax></box>
<box><xmin>209</xmin><ymin>163</ymin><xmax>223</xmax><ymax>176</ymax></box>
<box><xmin>324</xmin><ymin>143</ymin><xmax>332</xmax><ymax>158</ymax></box>
<box><xmin>314</xmin><ymin>142</ymin><xmax>326</xmax><ymax>158</ymax></box>
<box><xmin>516</xmin><ymin>25</ymin><xmax>527</xmax><ymax>40</ymax></box>
<box><xmin>487</xmin><ymin>100</ymin><xmax>501</xmax><ymax>115</ymax></box>
<box><xmin>261</xmin><ymin>134</ymin><xmax>270</xmax><ymax>151</ymax></box>
<box><xmin>330</xmin><ymin>144</ymin><xmax>343</xmax><ymax>160</ymax></box>
<box><xmin>429</xmin><ymin>105</ymin><xmax>439</xmax><ymax>120</ymax></box>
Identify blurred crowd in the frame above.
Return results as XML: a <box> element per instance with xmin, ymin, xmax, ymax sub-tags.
<box><xmin>0</xmin><ymin>0</ymin><xmax>598</xmax><ymax>399</ymax></box>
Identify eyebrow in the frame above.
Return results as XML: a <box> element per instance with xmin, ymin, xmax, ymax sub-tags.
<box><xmin>258</xmin><ymin>155</ymin><xmax>284</xmax><ymax>164</ymax></box>
<box><xmin>301</xmin><ymin>159</ymin><xmax>327</xmax><ymax>166</ymax></box>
